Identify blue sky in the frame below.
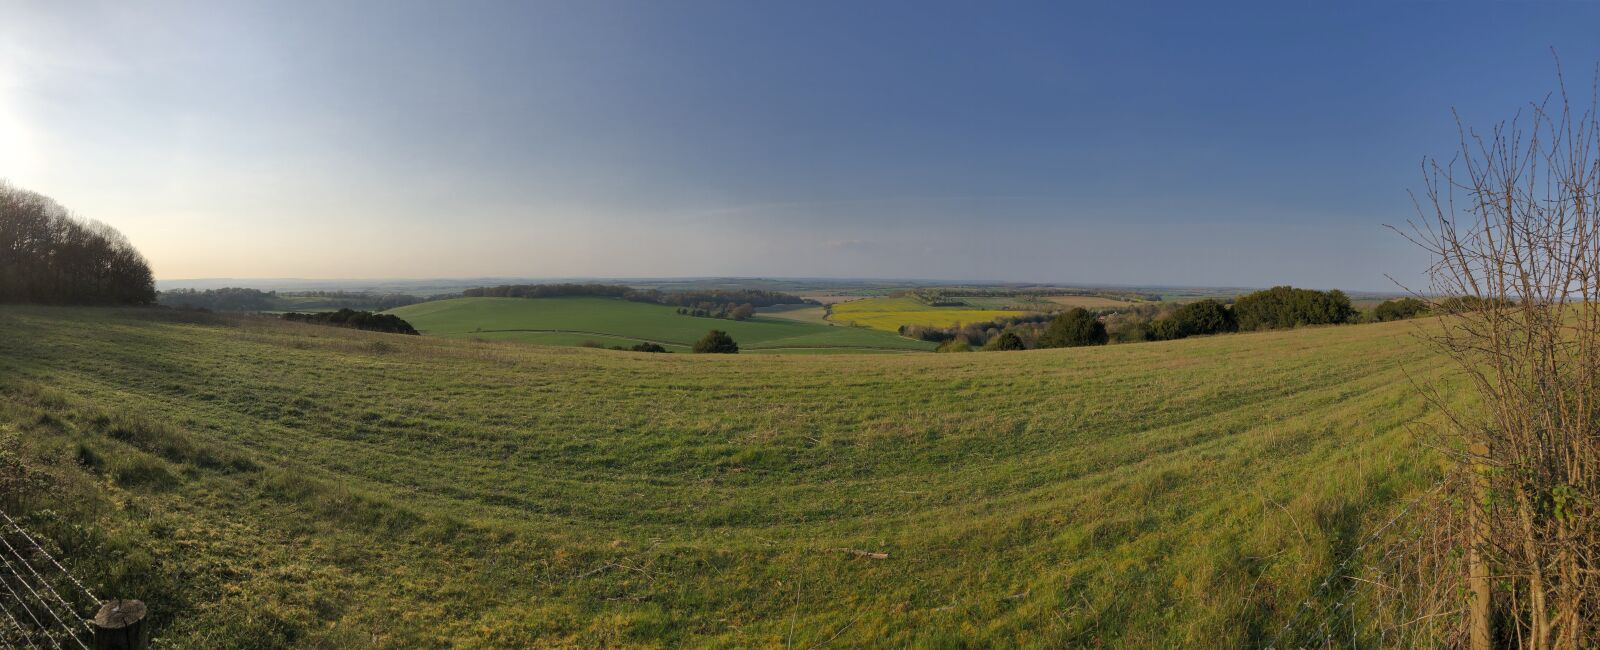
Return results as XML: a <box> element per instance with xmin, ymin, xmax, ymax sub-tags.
<box><xmin>4</xmin><ymin>1</ymin><xmax>1600</xmax><ymax>289</ymax></box>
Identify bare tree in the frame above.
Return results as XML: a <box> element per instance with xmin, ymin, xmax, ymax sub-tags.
<box><xmin>0</xmin><ymin>181</ymin><xmax>155</xmax><ymax>305</ymax></box>
<box><xmin>1399</xmin><ymin>58</ymin><xmax>1600</xmax><ymax>648</ymax></box>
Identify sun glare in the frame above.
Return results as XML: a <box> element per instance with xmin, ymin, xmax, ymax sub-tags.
<box><xmin>0</xmin><ymin>65</ymin><xmax>38</xmax><ymax>182</ymax></box>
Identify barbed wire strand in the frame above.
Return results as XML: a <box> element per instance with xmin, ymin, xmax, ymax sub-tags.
<box><xmin>0</xmin><ymin>590</ymin><xmax>42</xmax><ymax>649</ymax></box>
<box><xmin>1277</xmin><ymin>495</ymin><xmax>1431</xmax><ymax>649</ymax></box>
<box><xmin>0</xmin><ymin>508</ymin><xmax>103</xmax><ymax>649</ymax></box>
<box><xmin>0</xmin><ymin>564</ymin><xmax>56</xmax><ymax>649</ymax></box>
<box><xmin>1264</xmin><ymin>478</ymin><xmax>1446</xmax><ymax>649</ymax></box>
<box><xmin>0</xmin><ymin>531</ymin><xmax>95</xmax><ymax>636</ymax></box>
<box><xmin>0</xmin><ymin>510</ymin><xmax>101</xmax><ymax>606</ymax></box>
<box><xmin>0</xmin><ymin>548</ymin><xmax>88</xmax><ymax>650</ymax></box>
<box><xmin>0</xmin><ymin>562</ymin><xmax>79</xmax><ymax>650</ymax></box>
<box><xmin>1305</xmin><ymin>529</ymin><xmax>1414</xmax><ymax>648</ymax></box>
<box><xmin>1281</xmin><ymin>480</ymin><xmax>1444</xmax><ymax>648</ymax></box>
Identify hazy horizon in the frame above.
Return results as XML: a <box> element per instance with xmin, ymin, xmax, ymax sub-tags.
<box><xmin>8</xmin><ymin>1</ymin><xmax>1600</xmax><ymax>288</ymax></box>
<box><xmin>150</xmin><ymin>274</ymin><xmax>1396</xmax><ymax>294</ymax></box>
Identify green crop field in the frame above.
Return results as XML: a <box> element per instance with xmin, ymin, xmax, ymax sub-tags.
<box><xmin>387</xmin><ymin>297</ymin><xmax>933</xmax><ymax>352</ymax></box>
<box><xmin>827</xmin><ymin>296</ymin><xmax>1029</xmax><ymax>332</ymax></box>
<box><xmin>0</xmin><ymin>306</ymin><xmax>1455</xmax><ymax>648</ymax></box>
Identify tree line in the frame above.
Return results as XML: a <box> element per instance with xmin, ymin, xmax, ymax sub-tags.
<box><xmin>0</xmin><ymin>182</ymin><xmax>155</xmax><ymax>305</ymax></box>
<box><xmin>677</xmin><ymin>304</ymin><xmax>757</xmax><ymax>321</ymax></box>
<box><xmin>464</xmin><ymin>283</ymin><xmax>810</xmax><ymax>309</ymax></box>
<box><xmin>901</xmin><ymin>313</ymin><xmax>1058</xmax><ymax>346</ymax></box>
<box><xmin>159</xmin><ymin>288</ymin><xmax>427</xmax><ymax>312</ymax></box>
<box><xmin>919</xmin><ymin>286</ymin><xmax>1426</xmax><ymax>352</ymax></box>
<box><xmin>278</xmin><ymin>291</ymin><xmax>426</xmax><ymax>311</ymax></box>
<box><xmin>160</xmin><ymin>287</ymin><xmax>279</xmax><ymax>311</ymax></box>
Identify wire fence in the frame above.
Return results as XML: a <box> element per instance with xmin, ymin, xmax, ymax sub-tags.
<box><xmin>0</xmin><ymin>507</ymin><xmax>101</xmax><ymax>649</ymax></box>
<box><xmin>1264</xmin><ymin>477</ymin><xmax>1450</xmax><ymax>649</ymax></box>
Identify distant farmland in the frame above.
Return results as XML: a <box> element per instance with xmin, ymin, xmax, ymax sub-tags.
<box><xmin>1041</xmin><ymin>295</ymin><xmax>1139</xmax><ymax>309</ymax></box>
<box><xmin>798</xmin><ymin>294</ymin><xmax>869</xmax><ymax>305</ymax></box>
<box><xmin>827</xmin><ymin>296</ymin><xmax>1028</xmax><ymax>332</ymax></box>
<box><xmin>951</xmin><ymin>295</ymin><xmax>1142</xmax><ymax>311</ymax></box>
<box><xmin>389</xmin><ymin>296</ymin><xmax>934</xmax><ymax>352</ymax></box>
<box><xmin>756</xmin><ymin>303</ymin><xmax>832</xmax><ymax>325</ymax></box>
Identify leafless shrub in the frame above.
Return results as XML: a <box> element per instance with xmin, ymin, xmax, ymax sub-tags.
<box><xmin>1396</xmin><ymin>57</ymin><xmax>1600</xmax><ymax>648</ymax></box>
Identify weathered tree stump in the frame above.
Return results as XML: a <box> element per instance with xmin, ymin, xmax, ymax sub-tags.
<box><xmin>92</xmin><ymin>599</ymin><xmax>147</xmax><ymax>650</ymax></box>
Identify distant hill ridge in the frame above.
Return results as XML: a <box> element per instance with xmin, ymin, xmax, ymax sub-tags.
<box><xmin>463</xmin><ymin>283</ymin><xmax>813</xmax><ymax>309</ymax></box>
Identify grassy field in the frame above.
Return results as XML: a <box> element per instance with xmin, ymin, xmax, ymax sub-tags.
<box><xmin>0</xmin><ymin>306</ymin><xmax>1455</xmax><ymax>648</ymax></box>
<box><xmin>388</xmin><ymin>297</ymin><xmax>933</xmax><ymax>352</ymax></box>
<box><xmin>827</xmin><ymin>296</ymin><xmax>1028</xmax><ymax>332</ymax></box>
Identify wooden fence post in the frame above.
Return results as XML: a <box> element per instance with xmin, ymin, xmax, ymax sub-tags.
<box><xmin>92</xmin><ymin>599</ymin><xmax>147</xmax><ymax>650</ymax></box>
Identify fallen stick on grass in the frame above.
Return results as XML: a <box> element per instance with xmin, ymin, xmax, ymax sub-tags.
<box><xmin>834</xmin><ymin>548</ymin><xmax>889</xmax><ymax>560</ymax></box>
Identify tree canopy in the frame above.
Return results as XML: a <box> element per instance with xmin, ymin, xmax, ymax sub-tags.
<box><xmin>1151</xmin><ymin>299</ymin><xmax>1237</xmax><ymax>340</ymax></box>
<box><xmin>1372</xmin><ymin>297</ymin><xmax>1427</xmax><ymax>322</ymax></box>
<box><xmin>1036</xmin><ymin>308</ymin><xmax>1108</xmax><ymax>348</ymax></box>
<box><xmin>1231</xmin><ymin>286</ymin><xmax>1356</xmax><ymax>330</ymax></box>
<box><xmin>692</xmin><ymin>330</ymin><xmax>739</xmax><ymax>354</ymax></box>
<box><xmin>0</xmin><ymin>182</ymin><xmax>155</xmax><ymax>305</ymax></box>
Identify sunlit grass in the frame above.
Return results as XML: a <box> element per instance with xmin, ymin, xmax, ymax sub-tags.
<box><xmin>0</xmin><ymin>306</ymin><xmax>1453</xmax><ymax>647</ymax></box>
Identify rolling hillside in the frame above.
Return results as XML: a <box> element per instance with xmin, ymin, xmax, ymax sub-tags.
<box><xmin>388</xmin><ymin>297</ymin><xmax>934</xmax><ymax>353</ymax></box>
<box><xmin>0</xmin><ymin>306</ymin><xmax>1452</xmax><ymax>647</ymax></box>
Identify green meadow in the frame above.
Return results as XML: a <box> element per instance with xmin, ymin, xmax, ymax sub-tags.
<box><xmin>388</xmin><ymin>297</ymin><xmax>933</xmax><ymax>352</ymax></box>
<box><xmin>0</xmin><ymin>306</ymin><xmax>1453</xmax><ymax>648</ymax></box>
